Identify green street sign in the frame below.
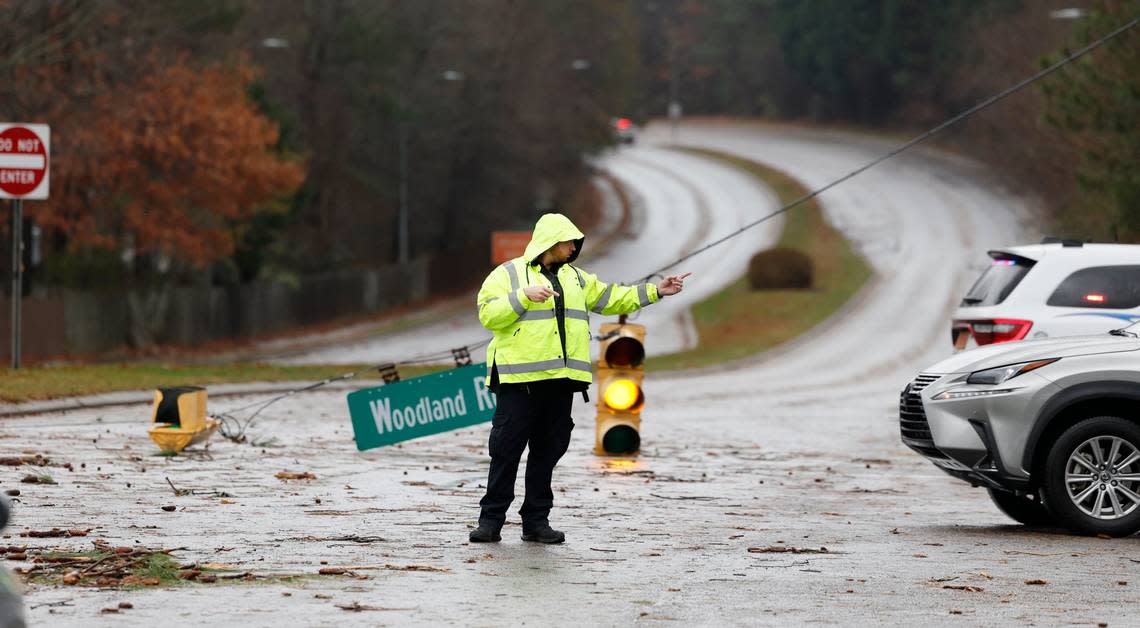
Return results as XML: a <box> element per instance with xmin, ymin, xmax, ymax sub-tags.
<box><xmin>346</xmin><ymin>363</ymin><xmax>496</xmax><ymax>451</ymax></box>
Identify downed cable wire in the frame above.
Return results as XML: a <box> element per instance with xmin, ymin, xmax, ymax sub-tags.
<box><xmin>214</xmin><ymin>338</ymin><xmax>491</xmax><ymax>442</ymax></box>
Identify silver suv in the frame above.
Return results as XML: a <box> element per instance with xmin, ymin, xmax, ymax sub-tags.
<box><xmin>901</xmin><ymin>324</ymin><xmax>1140</xmax><ymax>536</ymax></box>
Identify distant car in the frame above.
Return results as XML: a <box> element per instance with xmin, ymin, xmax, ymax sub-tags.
<box><xmin>952</xmin><ymin>241</ymin><xmax>1140</xmax><ymax>350</ymax></box>
<box><xmin>612</xmin><ymin>117</ymin><xmax>635</xmax><ymax>144</ymax></box>
<box><xmin>901</xmin><ymin>325</ymin><xmax>1140</xmax><ymax>536</ymax></box>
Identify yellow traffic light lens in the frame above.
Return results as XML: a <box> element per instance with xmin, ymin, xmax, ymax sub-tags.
<box><xmin>604</xmin><ymin>379</ymin><xmax>640</xmax><ymax>411</ymax></box>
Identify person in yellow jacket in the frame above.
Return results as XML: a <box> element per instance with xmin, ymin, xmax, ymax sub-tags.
<box><xmin>470</xmin><ymin>213</ymin><xmax>690</xmax><ymax>543</ymax></box>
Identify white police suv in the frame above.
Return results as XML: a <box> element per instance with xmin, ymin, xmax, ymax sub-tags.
<box><xmin>952</xmin><ymin>240</ymin><xmax>1140</xmax><ymax>350</ymax></box>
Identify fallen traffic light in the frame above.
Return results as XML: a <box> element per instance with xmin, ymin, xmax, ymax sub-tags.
<box><xmin>147</xmin><ymin>386</ymin><xmax>221</xmax><ymax>454</ymax></box>
<box><xmin>595</xmin><ymin>321</ymin><xmax>645</xmax><ymax>456</ymax></box>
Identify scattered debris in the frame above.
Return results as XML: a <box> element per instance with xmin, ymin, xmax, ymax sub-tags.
<box><xmin>20</xmin><ymin>473</ymin><xmax>56</xmax><ymax>485</ymax></box>
<box><xmin>4</xmin><ymin>489</ymin><xmax>19</xmax><ymax>497</ymax></box>
<box><xmin>336</xmin><ymin>602</ymin><xmax>381</xmax><ymax>612</ymax></box>
<box><xmin>649</xmin><ymin>493</ymin><xmax>717</xmax><ymax>501</ymax></box>
<box><xmin>0</xmin><ymin>454</ymin><xmax>50</xmax><ymax>466</ymax></box>
<box><xmin>19</xmin><ymin>528</ymin><xmax>90</xmax><ymax>538</ymax></box>
<box><xmin>12</xmin><ymin>544</ymin><xmax>217</xmax><ymax>589</ymax></box>
<box><xmin>1024</xmin><ymin>579</ymin><xmax>1048</xmax><ymax>586</ymax></box>
<box><xmin>165</xmin><ymin>477</ymin><xmax>192</xmax><ymax>497</ymax></box>
<box><xmin>161</xmin><ymin>506</ymin><xmax>177</xmax><ymax>512</ymax></box>
<box><xmin>383</xmin><ymin>564</ymin><xmax>450</xmax><ymax>573</ymax></box>
<box><xmin>747</xmin><ymin>546</ymin><xmax>829</xmax><ymax>555</ymax></box>
<box><xmin>292</xmin><ymin>535</ymin><xmax>386</xmax><ymax>544</ymax></box>
<box><xmin>943</xmin><ymin>584</ymin><xmax>984</xmax><ymax>592</ymax></box>
<box><xmin>276</xmin><ymin>471</ymin><xmax>317</xmax><ymax>481</ymax></box>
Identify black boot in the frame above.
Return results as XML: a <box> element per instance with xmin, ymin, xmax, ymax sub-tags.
<box><xmin>521</xmin><ymin>524</ymin><xmax>565</xmax><ymax>544</ymax></box>
<box><xmin>469</xmin><ymin>524</ymin><xmax>502</xmax><ymax>543</ymax></box>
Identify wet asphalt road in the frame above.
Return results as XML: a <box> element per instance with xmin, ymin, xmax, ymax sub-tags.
<box><xmin>6</xmin><ymin>121</ymin><xmax>1139</xmax><ymax>626</ymax></box>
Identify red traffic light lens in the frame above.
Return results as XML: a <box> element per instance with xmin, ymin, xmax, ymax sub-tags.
<box><xmin>604</xmin><ymin>337</ymin><xmax>644</xmax><ymax>368</ymax></box>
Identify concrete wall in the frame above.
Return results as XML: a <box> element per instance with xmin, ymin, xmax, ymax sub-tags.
<box><xmin>0</xmin><ymin>257</ymin><xmax>429</xmax><ymax>361</ymax></box>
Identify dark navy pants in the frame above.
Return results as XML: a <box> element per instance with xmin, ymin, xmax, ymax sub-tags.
<box><xmin>478</xmin><ymin>382</ymin><xmax>575</xmax><ymax>532</ymax></box>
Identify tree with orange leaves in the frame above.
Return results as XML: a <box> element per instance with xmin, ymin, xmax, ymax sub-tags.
<box><xmin>35</xmin><ymin>55</ymin><xmax>304</xmax><ymax>269</ymax></box>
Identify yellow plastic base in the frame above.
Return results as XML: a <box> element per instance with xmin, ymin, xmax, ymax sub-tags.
<box><xmin>148</xmin><ymin>418</ymin><xmax>221</xmax><ymax>454</ymax></box>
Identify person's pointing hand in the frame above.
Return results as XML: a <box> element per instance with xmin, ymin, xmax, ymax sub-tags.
<box><xmin>657</xmin><ymin>272</ymin><xmax>691</xmax><ymax>296</ymax></box>
<box><xmin>524</xmin><ymin>285</ymin><xmax>559</xmax><ymax>302</ymax></box>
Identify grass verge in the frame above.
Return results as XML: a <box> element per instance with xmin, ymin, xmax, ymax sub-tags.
<box><xmin>0</xmin><ymin>363</ymin><xmax>443</xmax><ymax>404</ymax></box>
<box><xmin>645</xmin><ymin>147</ymin><xmax>872</xmax><ymax>371</ymax></box>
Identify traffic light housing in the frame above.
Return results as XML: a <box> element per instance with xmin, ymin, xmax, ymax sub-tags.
<box><xmin>595</xmin><ymin>321</ymin><xmax>645</xmax><ymax>456</ymax></box>
<box><xmin>147</xmin><ymin>386</ymin><xmax>221</xmax><ymax>454</ymax></box>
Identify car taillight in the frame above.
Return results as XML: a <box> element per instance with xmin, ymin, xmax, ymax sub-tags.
<box><xmin>951</xmin><ymin>322</ymin><xmax>971</xmax><ymax>350</ymax></box>
<box><xmin>953</xmin><ymin>318</ymin><xmax>1033</xmax><ymax>346</ymax></box>
<box><xmin>616</xmin><ymin>118</ymin><xmax>632</xmax><ymax>130</ymax></box>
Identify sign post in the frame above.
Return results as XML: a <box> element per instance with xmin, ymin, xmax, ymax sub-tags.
<box><xmin>668</xmin><ymin>101</ymin><xmax>682</xmax><ymax>145</ymax></box>
<box><xmin>346</xmin><ymin>363</ymin><xmax>497</xmax><ymax>450</ymax></box>
<box><xmin>8</xmin><ymin>199</ymin><xmax>20</xmax><ymax>369</ymax></box>
<box><xmin>1</xmin><ymin>123</ymin><xmax>51</xmax><ymax>370</ymax></box>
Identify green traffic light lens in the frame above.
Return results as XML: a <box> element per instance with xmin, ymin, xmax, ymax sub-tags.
<box><xmin>602</xmin><ymin>425</ymin><xmax>640</xmax><ymax>454</ymax></box>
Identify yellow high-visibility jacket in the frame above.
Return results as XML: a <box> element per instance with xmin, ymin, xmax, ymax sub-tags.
<box><xmin>477</xmin><ymin>213</ymin><xmax>659</xmax><ymax>386</ymax></box>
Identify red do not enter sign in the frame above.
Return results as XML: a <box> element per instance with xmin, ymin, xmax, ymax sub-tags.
<box><xmin>0</xmin><ymin>124</ymin><xmax>50</xmax><ymax>200</ymax></box>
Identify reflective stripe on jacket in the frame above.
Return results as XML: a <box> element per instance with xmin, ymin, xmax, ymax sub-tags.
<box><xmin>476</xmin><ymin>213</ymin><xmax>659</xmax><ymax>386</ymax></box>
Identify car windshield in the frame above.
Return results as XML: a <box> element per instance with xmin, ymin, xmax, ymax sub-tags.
<box><xmin>961</xmin><ymin>255</ymin><xmax>1035</xmax><ymax>307</ymax></box>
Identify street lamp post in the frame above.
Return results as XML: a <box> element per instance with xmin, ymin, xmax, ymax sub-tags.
<box><xmin>395</xmin><ymin>71</ymin><xmax>463</xmax><ymax>266</ymax></box>
<box><xmin>397</xmin><ymin>99</ymin><xmax>409</xmax><ymax>266</ymax></box>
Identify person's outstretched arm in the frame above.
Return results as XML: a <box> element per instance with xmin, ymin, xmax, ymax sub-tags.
<box><xmin>580</xmin><ymin>270</ymin><xmax>658</xmax><ymax>316</ymax></box>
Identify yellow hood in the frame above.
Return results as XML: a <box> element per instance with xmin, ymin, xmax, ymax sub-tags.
<box><xmin>522</xmin><ymin>213</ymin><xmax>585</xmax><ymax>265</ymax></box>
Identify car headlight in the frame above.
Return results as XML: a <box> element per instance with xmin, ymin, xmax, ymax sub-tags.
<box><xmin>965</xmin><ymin>358</ymin><xmax>1058</xmax><ymax>385</ymax></box>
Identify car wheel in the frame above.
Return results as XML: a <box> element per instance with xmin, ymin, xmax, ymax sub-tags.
<box><xmin>1042</xmin><ymin>416</ymin><xmax>1140</xmax><ymax>537</ymax></box>
<box><xmin>986</xmin><ymin>488</ymin><xmax>1052</xmax><ymax>526</ymax></box>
